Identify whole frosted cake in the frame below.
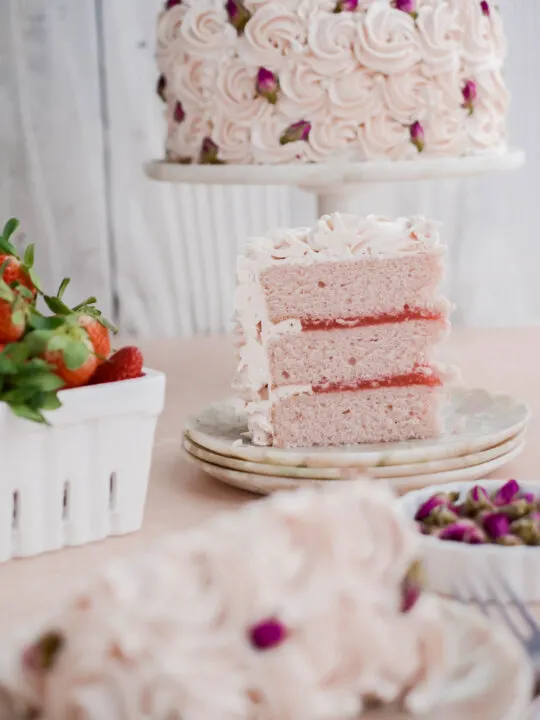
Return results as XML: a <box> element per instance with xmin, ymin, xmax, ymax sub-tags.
<box><xmin>156</xmin><ymin>0</ymin><xmax>508</xmax><ymax>165</ymax></box>
<box><xmin>233</xmin><ymin>213</ymin><xmax>453</xmax><ymax>448</ymax></box>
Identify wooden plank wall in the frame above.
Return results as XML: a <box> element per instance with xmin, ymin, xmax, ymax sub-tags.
<box><xmin>0</xmin><ymin>0</ymin><xmax>538</xmax><ymax>335</ymax></box>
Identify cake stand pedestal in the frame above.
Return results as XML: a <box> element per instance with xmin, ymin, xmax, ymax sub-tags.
<box><xmin>145</xmin><ymin>148</ymin><xmax>525</xmax><ymax>216</ymax></box>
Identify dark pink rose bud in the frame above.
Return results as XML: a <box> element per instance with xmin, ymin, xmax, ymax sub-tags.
<box><xmin>165</xmin><ymin>0</ymin><xmax>182</xmax><ymax>8</ymax></box>
<box><xmin>480</xmin><ymin>1</ymin><xmax>490</xmax><ymax>16</ymax></box>
<box><xmin>22</xmin><ymin>631</ymin><xmax>64</xmax><ymax>672</ymax></box>
<box><xmin>414</xmin><ymin>493</ymin><xmax>451</xmax><ymax>522</ymax></box>
<box><xmin>521</xmin><ymin>492</ymin><xmax>536</xmax><ymax>504</ymax></box>
<box><xmin>199</xmin><ymin>137</ymin><xmax>224</xmax><ymax>165</ymax></box>
<box><xmin>249</xmin><ymin>618</ymin><xmax>287</xmax><ymax>650</ymax></box>
<box><xmin>157</xmin><ymin>75</ymin><xmax>167</xmax><ymax>103</ymax></box>
<box><xmin>493</xmin><ymin>479</ymin><xmax>520</xmax><ymax>507</ymax></box>
<box><xmin>482</xmin><ymin>512</ymin><xmax>510</xmax><ymax>540</ymax></box>
<box><xmin>401</xmin><ymin>560</ymin><xmax>423</xmax><ymax>613</ymax></box>
<box><xmin>437</xmin><ymin>521</ymin><xmax>486</xmax><ymax>544</ymax></box>
<box><xmin>173</xmin><ymin>101</ymin><xmax>185</xmax><ymax>124</ymax></box>
<box><xmin>464</xmin><ymin>484</ymin><xmax>493</xmax><ymax>515</ymax></box>
<box><xmin>410</xmin><ymin>121</ymin><xmax>424</xmax><ymax>152</ymax></box>
<box><xmin>392</xmin><ymin>0</ymin><xmax>417</xmax><ymax>18</ymax></box>
<box><xmin>280</xmin><ymin>120</ymin><xmax>312</xmax><ymax>145</ymax></box>
<box><xmin>256</xmin><ymin>68</ymin><xmax>279</xmax><ymax>104</ymax></box>
<box><xmin>334</xmin><ymin>0</ymin><xmax>358</xmax><ymax>12</ymax></box>
<box><xmin>226</xmin><ymin>0</ymin><xmax>252</xmax><ymax>34</ymax></box>
<box><xmin>462</xmin><ymin>80</ymin><xmax>478</xmax><ymax>116</ymax></box>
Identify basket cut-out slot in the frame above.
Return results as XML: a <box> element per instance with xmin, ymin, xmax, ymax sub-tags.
<box><xmin>12</xmin><ymin>491</ymin><xmax>19</xmax><ymax>530</ymax></box>
<box><xmin>109</xmin><ymin>472</ymin><xmax>117</xmax><ymax>511</ymax></box>
<box><xmin>62</xmin><ymin>481</ymin><xmax>70</xmax><ymax>520</ymax></box>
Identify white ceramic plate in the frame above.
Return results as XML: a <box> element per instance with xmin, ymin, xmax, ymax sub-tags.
<box><xmin>185</xmin><ymin>442</ymin><xmax>525</xmax><ymax>496</ymax></box>
<box><xmin>185</xmin><ymin>388</ymin><xmax>530</xmax><ymax>469</ymax></box>
<box><xmin>400</xmin><ymin>480</ymin><xmax>540</xmax><ymax>604</ymax></box>
<box><xmin>183</xmin><ymin>431</ymin><xmax>526</xmax><ymax>480</ymax></box>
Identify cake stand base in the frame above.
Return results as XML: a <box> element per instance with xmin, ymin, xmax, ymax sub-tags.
<box><xmin>145</xmin><ymin>148</ymin><xmax>525</xmax><ymax>216</ymax></box>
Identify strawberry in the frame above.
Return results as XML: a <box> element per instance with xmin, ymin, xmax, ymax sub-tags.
<box><xmin>77</xmin><ymin>314</ymin><xmax>111</xmax><ymax>363</ymax></box>
<box><xmin>91</xmin><ymin>346</ymin><xmax>144</xmax><ymax>385</ymax></box>
<box><xmin>0</xmin><ymin>220</ymin><xmax>40</xmax><ymax>298</ymax></box>
<box><xmin>44</xmin><ymin>343</ymin><xmax>97</xmax><ymax>388</ymax></box>
<box><xmin>0</xmin><ymin>285</ymin><xmax>29</xmax><ymax>343</ymax></box>
<box><xmin>26</xmin><ymin>323</ymin><xmax>98</xmax><ymax>389</ymax></box>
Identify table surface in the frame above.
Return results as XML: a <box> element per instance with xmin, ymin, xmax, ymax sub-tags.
<box><xmin>0</xmin><ymin>328</ymin><xmax>537</xmax><ymax>632</ymax></box>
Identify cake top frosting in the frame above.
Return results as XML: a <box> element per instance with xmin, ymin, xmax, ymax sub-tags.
<box><xmin>241</xmin><ymin>213</ymin><xmax>442</xmax><ymax>266</ymax></box>
<box><xmin>2</xmin><ymin>481</ymin><xmax>454</xmax><ymax>720</ymax></box>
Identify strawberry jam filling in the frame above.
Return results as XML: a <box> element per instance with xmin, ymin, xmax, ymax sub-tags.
<box><xmin>312</xmin><ymin>369</ymin><xmax>442</xmax><ymax>394</ymax></box>
<box><xmin>300</xmin><ymin>308</ymin><xmax>443</xmax><ymax>331</ymax></box>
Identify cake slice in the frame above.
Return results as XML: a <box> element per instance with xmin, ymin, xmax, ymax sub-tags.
<box><xmin>233</xmin><ymin>213</ymin><xmax>453</xmax><ymax>448</ymax></box>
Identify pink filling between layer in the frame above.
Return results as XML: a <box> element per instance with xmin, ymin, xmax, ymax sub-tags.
<box><xmin>299</xmin><ymin>309</ymin><xmax>444</xmax><ymax>331</ymax></box>
<box><xmin>312</xmin><ymin>369</ymin><xmax>443</xmax><ymax>394</ymax></box>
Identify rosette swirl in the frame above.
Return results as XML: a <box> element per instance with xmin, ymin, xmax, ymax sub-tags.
<box><xmin>179</xmin><ymin>0</ymin><xmax>236</xmax><ymax>58</ymax></box>
<box><xmin>354</xmin><ymin>3</ymin><xmax>421</xmax><ymax>74</ymax></box>
<box><xmin>416</xmin><ymin>2</ymin><xmax>461</xmax><ymax>76</ymax></box>
<box><xmin>238</xmin><ymin>4</ymin><xmax>306</xmax><ymax>70</ymax></box>
<box><xmin>215</xmin><ymin>60</ymin><xmax>273</xmax><ymax>123</ymax></box>
<box><xmin>359</xmin><ymin>115</ymin><xmax>416</xmax><ymax>160</ymax></box>
<box><xmin>305</xmin><ymin>11</ymin><xmax>357</xmax><ymax>76</ymax></box>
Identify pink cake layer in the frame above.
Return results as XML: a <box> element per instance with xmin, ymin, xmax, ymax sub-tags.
<box><xmin>268</xmin><ymin>318</ymin><xmax>448</xmax><ymax>389</ymax></box>
<box><xmin>261</xmin><ymin>251</ymin><xmax>444</xmax><ymax>324</ymax></box>
<box><xmin>272</xmin><ymin>385</ymin><xmax>444</xmax><ymax>448</ymax></box>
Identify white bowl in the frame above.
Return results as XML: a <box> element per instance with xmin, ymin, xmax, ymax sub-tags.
<box><xmin>0</xmin><ymin>368</ymin><xmax>166</xmax><ymax>562</ymax></box>
<box><xmin>399</xmin><ymin>479</ymin><xmax>540</xmax><ymax>603</ymax></box>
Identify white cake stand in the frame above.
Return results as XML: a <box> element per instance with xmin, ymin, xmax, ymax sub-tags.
<box><xmin>145</xmin><ymin>148</ymin><xmax>525</xmax><ymax>216</ymax></box>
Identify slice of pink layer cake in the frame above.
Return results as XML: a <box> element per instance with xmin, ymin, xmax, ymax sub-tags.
<box><xmin>233</xmin><ymin>213</ymin><xmax>453</xmax><ymax>448</ymax></box>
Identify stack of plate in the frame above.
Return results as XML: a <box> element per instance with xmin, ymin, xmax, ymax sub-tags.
<box><xmin>183</xmin><ymin>388</ymin><xmax>530</xmax><ymax>495</ymax></box>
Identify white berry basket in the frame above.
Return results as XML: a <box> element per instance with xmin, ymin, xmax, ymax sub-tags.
<box><xmin>399</xmin><ymin>479</ymin><xmax>540</xmax><ymax>604</ymax></box>
<box><xmin>0</xmin><ymin>368</ymin><xmax>166</xmax><ymax>562</ymax></box>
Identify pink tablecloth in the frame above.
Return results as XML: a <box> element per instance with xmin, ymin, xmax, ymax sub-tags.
<box><xmin>0</xmin><ymin>329</ymin><xmax>536</xmax><ymax>631</ymax></box>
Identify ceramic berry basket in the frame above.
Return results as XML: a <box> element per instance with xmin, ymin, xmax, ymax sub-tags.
<box><xmin>0</xmin><ymin>369</ymin><xmax>165</xmax><ymax>562</ymax></box>
<box><xmin>399</xmin><ymin>479</ymin><xmax>540</xmax><ymax>604</ymax></box>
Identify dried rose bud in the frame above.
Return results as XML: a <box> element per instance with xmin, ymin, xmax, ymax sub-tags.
<box><xmin>334</xmin><ymin>0</ymin><xmax>358</xmax><ymax>12</ymax></box>
<box><xmin>401</xmin><ymin>560</ymin><xmax>423</xmax><ymax>613</ymax></box>
<box><xmin>462</xmin><ymin>80</ymin><xmax>477</xmax><ymax>116</ymax></box>
<box><xmin>22</xmin><ymin>631</ymin><xmax>64</xmax><ymax>672</ymax></box>
<box><xmin>482</xmin><ymin>511</ymin><xmax>510</xmax><ymax>540</ymax></box>
<box><xmin>463</xmin><ymin>485</ymin><xmax>493</xmax><ymax>515</ymax></box>
<box><xmin>165</xmin><ymin>0</ymin><xmax>182</xmax><ymax>8</ymax></box>
<box><xmin>249</xmin><ymin>618</ymin><xmax>287</xmax><ymax>650</ymax></box>
<box><xmin>414</xmin><ymin>494</ymin><xmax>449</xmax><ymax>522</ymax></box>
<box><xmin>493</xmin><ymin>479</ymin><xmax>520</xmax><ymax>507</ymax></box>
<box><xmin>511</xmin><ymin>517</ymin><xmax>540</xmax><ymax>545</ymax></box>
<box><xmin>392</xmin><ymin>0</ymin><xmax>417</xmax><ymax>19</ymax></box>
<box><xmin>199</xmin><ymin>137</ymin><xmax>224</xmax><ymax>165</ymax></box>
<box><xmin>226</xmin><ymin>0</ymin><xmax>252</xmax><ymax>34</ymax></box>
<box><xmin>429</xmin><ymin>505</ymin><xmax>460</xmax><ymax>527</ymax></box>
<box><xmin>256</xmin><ymin>68</ymin><xmax>279</xmax><ymax>104</ymax></box>
<box><xmin>410</xmin><ymin>121</ymin><xmax>424</xmax><ymax>152</ymax></box>
<box><xmin>499</xmin><ymin>498</ymin><xmax>534</xmax><ymax>521</ymax></box>
<box><xmin>520</xmin><ymin>492</ymin><xmax>536</xmax><ymax>504</ymax></box>
<box><xmin>157</xmin><ymin>75</ymin><xmax>167</xmax><ymax>103</ymax></box>
<box><xmin>173</xmin><ymin>101</ymin><xmax>185</xmax><ymax>124</ymax></box>
<box><xmin>480</xmin><ymin>1</ymin><xmax>490</xmax><ymax>16</ymax></box>
<box><xmin>280</xmin><ymin>120</ymin><xmax>312</xmax><ymax>146</ymax></box>
<box><xmin>437</xmin><ymin>521</ymin><xmax>487</xmax><ymax>544</ymax></box>
<box><xmin>495</xmin><ymin>534</ymin><xmax>524</xmax><ymax>546</ymax></box>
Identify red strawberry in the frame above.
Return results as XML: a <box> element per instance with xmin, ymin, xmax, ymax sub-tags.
<box><xmin>0</xmin><ymin>252</ymin><xmax>37</xmax><ymax>297</ymax></box>
<box><xmin>77</xmin><ymin>315</ymin><xmax>111</xmax><ymax>364</ymax></box>
<box><xmin>91</xmin><ymin>346</ymin><xmax>144</xmax><ymax>385</ymax></box>
<box><xmin>0</xmin><ymin>289</ymin><xmax>28</xmax><ymax>343</ymax></box>
<box><xmin>44</xmin><ymin>339</ymin><xmax>97</xmax><ymax>389</ymax></box>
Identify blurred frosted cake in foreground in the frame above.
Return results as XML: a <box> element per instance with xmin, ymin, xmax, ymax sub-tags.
<box><xmin>233</xmin><ymin>213</ymin><xmax>453</xmax><ymax>448</ymax></box>
<box><xmin>0</xmin><ymin>482</ymin><xmax>483</xmax><ymax>718</ymax></box>
<box><xmin>156</xmin><ymin>0</ymin><xmax>508</xmax><ymax>165</ymax></box>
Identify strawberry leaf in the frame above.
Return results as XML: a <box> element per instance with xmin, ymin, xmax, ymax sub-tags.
<box><xmin>7</xmin><ymin>403</ymin><xmax>48</xmax><ymax>424</ymax></box>
<box><xmin>47</xmin><ymin>334</ymin><xmax>70</xmax><ymax>352</ymax></box>
<box><xmin>3</xmin><ymin>342</ymin><xmax>30</xmax><ymax>364</ymax></box>
<box><xmin>23</xmin><ymin>244</ymin><xmax>35</xmax><ymax>268</ymax></box>
<box><xmin>27</xmin><ymin>268</ymin><xmax>43</xmax><ymax>294</ymax></box>
<box><xmin>28</xmin><ymin>311</ymin><xmax>66</xmax><ymax>331</ymax></box>
<box><xmin>0</xmin><ymin>355</ymin><xmax>18</xmax><ymax>374</ymax></box>
<box><xmin>14</xmin><ymin>372</ymin><xmax>65</xmax><ymax>392</ymax></box>
<box><xmin>25</xmin><ymin>330</ymin><xmax>53</xmax><ymax>356</ymax></box>
<box><xmin>62</xmin><ymin>341</ymin><xmax>89</xmax><ymax>370</ymax></box>
<box><xmin>11</xmin><ymin>310</ymin><xmax>25</xmax><ymax>327</ymax></box>
<box><xmin>39</xmin><ymin>392</ymin><xmax>62</xmax><ymax>411</ymax></box>
<box><xmin>57</xmin><ymin>278</ymin><xmax>70</xmax><ymax>300</ymax></box>
<box><xmin>44</xmin><ymin>295</ymin><xmax>71</xmax><ymax>315</ymax></box>
<box><xmin>2</xmin><ymin>218</ymin><xmax>19</xmax><ymax>244</ymax></box>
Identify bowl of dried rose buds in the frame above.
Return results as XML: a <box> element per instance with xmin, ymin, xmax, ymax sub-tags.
<box><xmin>400</xmin><ymin>479</ymin><xmax>540</xmax><ymax>602</ymax></box>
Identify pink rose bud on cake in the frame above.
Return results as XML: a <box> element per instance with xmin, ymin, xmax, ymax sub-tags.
<box><xmin>410</xmin><ymin>121</ymin><xmax>424</xmax><ymax>152</ymax></box>
<box><xmin>400</xmin><ymin>560</ymin><xmax>423</xmax><ymax>612</ymax></box>
<box><xmin>392</xmin><ymin>0</ymin><xmax>417</xmax><ymax>18</ymax></box>
<box><xmin>249</xmin><ymin>618</ymin><xmax>287</xmax><ymax>650</ymax></box>
<box><xmin>480</xmin><ymin>1</ymin><xmax>490</xmax><ymax>16</ymax></box>
<box><xmin>256</xmin><ymin>68</ymin><xmax>279</xmax><ymax>104</ymax></box>
<box><xmin>462</xmin><ymin>80</ymin><xmax>477</xmax><ymax>115</ymax></box>
<box><xmin>22</xmin><ymin>631</ymin><xmax>64</xmax><ymax>672</ymax></box>
<box><xmin>226</xmin><ymin>0</ymin><xmax>252</xmax><ymax>34</ymax></box>
<box><xmin>333</xmin><ymin>0</ymin><xmax>358</xmax><ymax>12</ymax></box>
<box><xmin>280</xmin><ymin>120</ymin><xmax>312</xmax><ymax>146</ymax></box>
<box><xmin>199</xmin><ymin>137</ymin><xmax>223</xmax><ymax>165</ymax></box>
<box><xmin>493</xmin><ymin>479</ymin><xmax>520</xmax><ymax>507</ymax></box>
<box><xmin>165</xmin><ymin>0</ymin><xmax>182</xmax><ymax>8</ymax></box>
<box><xmin>173</xmin><ymin>101</ymin><xmax>185</xmax><ymax>124</ymax></box>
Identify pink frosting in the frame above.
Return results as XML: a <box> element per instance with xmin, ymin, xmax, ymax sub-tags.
<box><xmin>158</xmin><ymin>0</ymin><xmax>509</xmax><ymax>164</ymax></box>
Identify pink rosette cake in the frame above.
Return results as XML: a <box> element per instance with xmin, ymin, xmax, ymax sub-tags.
<box><xmin>0</xmin><ymin>482</ymin><xmax>481</xmax><ymax>719</ymax></box>
<box><xmin>156</xmin><ymin>0</ymin><xmax>508</xmax><ymax>165</ymax></box>
<box><xmin>233</xmin><ymin>212</ymin><xmax>454</xmax><ymax>448</ymax></box>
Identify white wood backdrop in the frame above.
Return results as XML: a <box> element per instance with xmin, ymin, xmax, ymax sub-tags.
<box><xmin>0</xmin><ymin>0</ymin><xmax>538</xmax><ymax>335</ymax></box>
